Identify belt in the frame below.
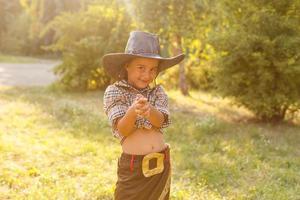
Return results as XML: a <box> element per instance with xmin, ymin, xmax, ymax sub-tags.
<box><xmin>119</xmin><ymin>144</ymin><xmax>171</xmax><ymax>177</ymax></box>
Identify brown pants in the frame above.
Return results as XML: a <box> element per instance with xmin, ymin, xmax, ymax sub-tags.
<box><xmin>114</xmin><ymin>144</ymin><xmax>171</xmax><ymax>200</ymax></box>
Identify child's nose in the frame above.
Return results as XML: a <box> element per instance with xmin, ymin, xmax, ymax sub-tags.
<box><xmin>143</xmin><ymin>71</ymin><xmax>152</xmax><ymax>80</ymax></box>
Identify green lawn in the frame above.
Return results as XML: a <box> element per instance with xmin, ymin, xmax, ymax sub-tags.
<box><xmin>0</xmin><ymin>86</ymin><xmax>299</xmax><ymax>200</ymax></box>
<box><xmin>0</xmin><ymin>54</ymin><xmax>58</xmax><ymax>63</ymax></box>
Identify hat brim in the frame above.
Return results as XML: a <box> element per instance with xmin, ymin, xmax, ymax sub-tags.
<box><xmin>102</xmin><ymin>53</ymin><xmax>185</xmax><ymax>79</ymax></box>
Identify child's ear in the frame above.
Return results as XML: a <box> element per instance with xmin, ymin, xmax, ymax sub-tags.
<box><xmin>125</xmin><ymin>63</ymin><xmax>130</xmax><ymax>72</ymax></box>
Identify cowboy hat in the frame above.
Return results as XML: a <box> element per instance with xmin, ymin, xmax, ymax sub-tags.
<box><xmin>102</xmin><ymin>31</ymin><xmax>185</xmax><ymax>80</ymax></box>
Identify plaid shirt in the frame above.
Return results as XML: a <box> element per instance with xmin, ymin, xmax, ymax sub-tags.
<box><xmin>103</xmin><ymin>79</ymin><xmax>171</xmax><ymax>144</ymax></box>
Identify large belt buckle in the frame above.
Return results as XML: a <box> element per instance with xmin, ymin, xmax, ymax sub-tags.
<box><xmin>142</xmin><ymin>152</ymin><xmax>164</xmax><ymax>177</ymax></box>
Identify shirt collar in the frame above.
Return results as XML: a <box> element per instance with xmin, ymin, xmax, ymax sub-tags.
<box><xmin>115</xmin><ymin>79</ymin><xmax>152</xmax><ymax>93</ymax></box>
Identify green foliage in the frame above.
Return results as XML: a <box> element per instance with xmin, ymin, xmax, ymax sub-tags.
<box><xmin>0</xmin><ymin>12</ymin><xmax>31</xmax><ymax>54</ymax></box>
<box><xmin>186</xmin><ymin>63</ymin><xmax>215</xmax><ymax>91</ymax></box>
<box><xmin>130</xmin><ymin>0</ymin><xmax>215</xmax><ymax>90</ymax></box>
<box><xmin>0</xmin><ymin>0</ymin><xmax>86</xmax><ymax>55</ymax></box>
<box><xmin>0</xmin><ymin>0</ymin><xmax>24</xmax><ymax>53</ymax></box>
<box><xmin>43</xmin><ymin>2</ymin><xmax>132</xmax><ymax>90</ymax></box>
<box><xmin>20</xmin><ymin>0</ymin><xmax>85</xmax><ymax>55</ymax></box>
<box><xmin>185</xmin><ymin>40</ymin><xmax>217</xmax><ymax>90</ymax></box>
<box><xmin>209</xmin><ymin>0</ymin><xmax>300</xmax><ymax>122</ymax></box>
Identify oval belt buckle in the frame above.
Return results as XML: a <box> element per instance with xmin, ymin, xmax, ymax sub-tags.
<box><xmin>142</xmin><ymin>152</ymin><xmax>164</xmax><ymax>177</ymax></box>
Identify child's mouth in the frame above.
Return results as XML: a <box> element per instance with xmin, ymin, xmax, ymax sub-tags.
<box><xmin>140</xmin><ymin>80</ymin><xmax>149</xmax><ymax>84</ymax></box>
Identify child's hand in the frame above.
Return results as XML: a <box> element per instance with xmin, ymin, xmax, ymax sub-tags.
<box><xmin>133</xmin><ymin>94</ymin><xmax>151</xmax><ymax>118</ymax></box>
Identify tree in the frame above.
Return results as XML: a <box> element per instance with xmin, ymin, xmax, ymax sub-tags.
<box><xmin>209</xmin><ymin>0</ymin><xmax>300</xmax><ymax>122</ymax></box>
<box><xmin>130</xmin><ymin>0</ymin><xmax>206</xmax><ymax>95</ymax></box>
<box><xmin>0</xmin><ymin>0</ymin><xmax>23</xmax><ymax>52</ymax></box>
<box><xmin>42</xmin><ymin>1</ymin><xmax>133</xmax><ymax>90</ymax></box>
<box><xmin>0</xmin><ymin>1</ymin><xmax>5</xmax><ymax>47</ymax></box>
<box><xmin>19</xmin><ymin>0</ymin><xmax>86</xmax><ymax>55</ymax></box>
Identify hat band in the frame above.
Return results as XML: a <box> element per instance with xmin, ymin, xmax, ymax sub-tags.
<box><xmin>126</xmin><ymin>49</ymin><xmax>159</xmax><ymax>55</ymax></box>
<box><xmin>126</xmin><ymin>52</ymin><xmax>162</xmax><ymax>59</ymax></box>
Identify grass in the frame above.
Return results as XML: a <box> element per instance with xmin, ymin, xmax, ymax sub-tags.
<box><xmin>0</xmin><ymin>53</ymin><xmax>59</xmax><ymax>63</ymax></box>
<box><xmin>0</xmin><ymin>86</ymin><xmax>299</xmax><ymax>200</ymax></box>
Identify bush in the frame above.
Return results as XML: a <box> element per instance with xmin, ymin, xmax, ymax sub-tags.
<box><xmin>43</xmin><ymin>2</ymin><xmax>132</xmax><ymax>91</ymax></box>
<box><xmin>209</xmin><ymin>0</ymin><xmax>300</xmax><ymax>122</ymax></box>
<box><xmin>185</xmin><ymin>42</ymin><xmax>216</xmax><ymax>91</ymax></box>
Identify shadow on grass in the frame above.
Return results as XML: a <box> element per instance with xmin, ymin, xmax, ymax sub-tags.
<box><xmin>1</xmin><ymin>85</ymin><xmax>300</xmax><ymax>199</ymax></box>
<box><xmin>0</xmin><ymin>85</ymin><xmax>113</xmax><ymax>143</ymax></box>
<box><xmin>167</xmin><ymin>111</ymin><xmax>300</xmax><ymax>197</ymax></box>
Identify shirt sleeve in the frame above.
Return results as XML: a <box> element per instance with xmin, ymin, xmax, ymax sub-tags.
<box><xmin>103</xmin><ymin>85</ymin><xmax>128</xmax><ymax>139</ymax></box>
<box><xmin>154</xmin><ymin>85</ymin><xmax>171</xmax><ymax>128</ymax></box>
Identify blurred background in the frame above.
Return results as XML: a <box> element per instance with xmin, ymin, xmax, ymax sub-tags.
<box><xmin>1</xmin><ymin>0</ymin><xmax>300</xmax><ymax>122</ymax></box>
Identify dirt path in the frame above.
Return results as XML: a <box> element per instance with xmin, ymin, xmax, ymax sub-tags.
<box><xmin>0</xmin><ymin>60</ymin><xmax>61</xmax><ymax>86</ymax></box>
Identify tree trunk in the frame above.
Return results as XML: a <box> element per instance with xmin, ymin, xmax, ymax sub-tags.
<box><xmin>260</xmin><ymin>105</ymin><xmax>288</xmax><ymax>123</ymax></box>
<box><xmin>174</xmin><ymin>34</ymin><xmax>189</xmax><ymax>96</ymax></box>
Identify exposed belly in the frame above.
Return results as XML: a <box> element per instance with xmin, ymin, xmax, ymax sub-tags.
<box><xmin>121</xmin><ymin>128</ymin><xmax>167</xmax><ymax>155</ymax></box>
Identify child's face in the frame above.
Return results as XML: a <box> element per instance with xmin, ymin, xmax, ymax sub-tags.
<box><xmin>125</xmin><ymin>57</ymin><xmax>159</xmax><ymax>89</ymax></box>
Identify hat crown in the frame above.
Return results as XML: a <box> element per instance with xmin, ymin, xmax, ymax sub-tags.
<box><xmin>102</xmin><ymin>30</ymin><xmax>185</xmax><ymax>80</ymax></box>
<box><xmin>125</xmin><ymin>31</ymin><xmax>160</xmax><ymax>55</ymax></box>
